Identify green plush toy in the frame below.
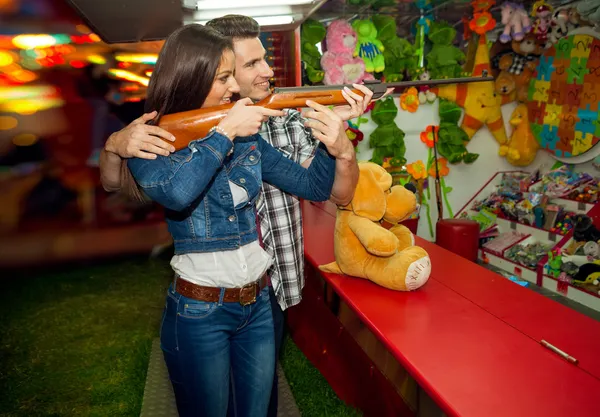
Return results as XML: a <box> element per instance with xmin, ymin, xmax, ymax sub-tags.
<box><xmin>352</xmin><ymin>19</ymin><xmax>385</xmax><ymax>73</ymax></box>
<box><xmin>437</xmin><ymin>99</ymin><xmax>479</xmax><ymax>164</ymax></box>
<box><xmin>372</xmin><ymin>15</ymin><xmax>418</xmax><ymax>82</ymax></box>
<box><xmin>425</xmin><ymin>21</ymin><xmax>467</xmax><ymax>79</ymax></box>
<box><xmin>301</xmin><ymin>19</ymin><xmax>326</xmax><ymax>84</ymax></box>
<box><xmin>369</xmin><ymin>97</ymin><xmax>406</xmax><ymax>167</ymax></box>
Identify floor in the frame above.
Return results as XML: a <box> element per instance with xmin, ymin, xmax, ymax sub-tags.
<box><xmin>139</xmin><ymin>339</ymin><xmax>301</xmax><ymax>417</ymax></box>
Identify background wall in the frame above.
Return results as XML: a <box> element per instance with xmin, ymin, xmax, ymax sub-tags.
<box><xmin>353</xmin><ymin>99</ymin><xmax>598</xmax><ymax>241</ymax></box>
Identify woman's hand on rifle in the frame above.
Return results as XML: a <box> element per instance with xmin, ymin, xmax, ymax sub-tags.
<box><xmin>218</xmin><ymin>98</ymin><xmax>285</xmax><ymax>139</ymax></box>
<box><xmin>332</xmin><ymin>84</ymin><xmax>395</xmax><ymax>121</ymax></box>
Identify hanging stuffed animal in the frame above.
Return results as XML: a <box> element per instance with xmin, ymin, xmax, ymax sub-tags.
<box><xmin>369</xmin><ymin>97</ymin><xmax>406</xmax><ymax>167</ymax></box>
<box><xmin>531</xmin><ymin>0</ymin><xmax>554</xmax><ymax>44</ymax></box>
<box><xmin>499</xmin><ymin>2</ymin><xmax>532</xmax><ymax>43</ymax></box>
<box><xmin>499</xmin><ymin>104</ymin><xmax>540</xmax><ymax>166</ymax></box>
<box><xmin>372</xmin><ymin>14</ymin><xmax>418</xmax><ymax>82</ymax></box>
<box><xmin>416</xmin><ymin>69</ymin><xmax>437</xmax><ymax>104</ymax></box>
<box><xmin>320</xmin><ymin>20</ymin><xmax>374</xmax><ymax>85</ymax></box>
<box><xmin>577</xmin><ymin>1</ymin><xmax>600</xmax><ymax>31</ymax></box>
<box><xmin>425</xmin><ymin>21</ymin><xmax>466</xmax><ymax>79</ymax></box>
<box><xmin>352</xmin><ymin>19</ymin><xmax>386</xmax><ymax>73</ymax></box>
<box><xmin>301</xmin><ymin>19</ymin><xmax>326</xmax><ymax>84</ymax></box>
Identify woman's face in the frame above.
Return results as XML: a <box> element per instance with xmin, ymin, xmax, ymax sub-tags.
<box><xmin>203</xmin><ymin>49</ymin><xmax>240</xmax><ymax>108</ymax></box>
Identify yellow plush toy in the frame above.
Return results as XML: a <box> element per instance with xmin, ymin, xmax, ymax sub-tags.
<box><xmin>319</xmin><ymin>162</ymin><xmax>431</xmax><ymax>291</ymax></box>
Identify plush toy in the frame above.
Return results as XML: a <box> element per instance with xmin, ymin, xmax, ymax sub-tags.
<box><xmin>499</xmin><ymin>2</ymin><xmax>532</xmax><ymax>43</ymax></box>
<box><xmin>416</xmin><ymin>69</ymin><xmax>437</xmax><ymax>104</ymax></box>
<box><xmin>499</xmin><ymin>104</ymin><xmax>539</xmax><ymax>166</ymax></box>
<box><xmin>437</xmin><ymin>98</ymin><xmax>479</xmax><ymax>164</ymax></box>
<box><xmin>531</xmin><ymin>0</ymin><xmax>554</xmax><ymax>43</ymax></box>
<box><xmin>577</xmin><ymin>1</ymin><xmax>600</xmax><ymax>31</ymax></box>
<box><xmin>319</xmin><ymin>162</ymin><xmax>431</xmax><ymax>292</ymax></box>
<box><xmin>494</xmin><ymin>53</ymin><xmax>537</xmax><ymax>103</ymax></box>
<box><xmin>352</xmin><ymin>19</ymin><xmax>385</xmax><ymax>73</ymax></box>
<box><xmin>372</xmin><ymin>14</ymin><xmax>418</xmax><ymax>82</ymax></box>
<box><xmin>301</xmin><ymin>19</ymin><xmax>326</xmax><ymax>84</ymax></box>
<box><xmin>320</xmin><ymin>20</ymin><xmax>374</xmax><ymax>85</ymax></box>
<box><xmin>369</xmin><ymin>96</ymin><xmax>406</xmax><ymax>167</ymax></box>
<box><xmin>426</xmin><ymin>21</ymin><xmax>466</xmax><ymax>79</ymax></box>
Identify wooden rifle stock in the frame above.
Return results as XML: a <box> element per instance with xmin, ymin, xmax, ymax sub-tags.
<box><xmin>158</xmin><ymin>75</ymin><xmax>494</xmax><ymax>151</ymax></box>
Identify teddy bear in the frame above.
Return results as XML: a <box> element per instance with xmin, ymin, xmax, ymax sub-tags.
<box><xmin>372</xmin><ymin>14</ymin><xmax>418</xmax><ymax>82</ymax></box>
<box><xmin>425</xmin><ymin>21</ymin><xmax>466</xmax><ymax>79</ymax></box>
<box><xmin>301</xmin><ymin>18</ymin><xmax>326</xmax><ymax>84</ymax></box>
<box><xmin>416</xmin><ymin>69</ymin><xmax>437</xmax><ymax>104</ymax></box>
<box><xmin>319</xmin><ymin>162</ymin><xmax>431</xmax><ymax>292</ymax></box>
<box><xmin>352</xmin><ymin>19</ymin><xmax>386</xmax><ymax>73</ymax></box>
<box><xmin>494</xmin><ymin>52</ymin><xmax>537</xmax><ymax>103</ymax></box>
<box><xmin>368</xmin><ymin>96</ymin><xmax>406</xmax><ymax>167</ymax></box>
<box><xmin>320</xmin><ymin>19</ymin><xmax>374</xmax><ymax>85</ymax></box>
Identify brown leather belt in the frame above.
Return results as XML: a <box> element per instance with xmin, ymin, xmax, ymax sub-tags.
<box><xmin>175</xmin><ymin>274</ymin><xmax>269</xmax><ymax>306</ymax></box>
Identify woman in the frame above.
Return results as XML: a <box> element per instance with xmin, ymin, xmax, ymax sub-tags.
<box><xmin>127</xmin><ymin>24</ymin><xmax>340</xmax><ymax>417</ymax></box>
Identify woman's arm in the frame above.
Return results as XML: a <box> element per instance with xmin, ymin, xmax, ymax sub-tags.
<box><xmin>127</xmin><ymin>131</ymin><xmax>232</xmax><ymax>211</ymax></box>
<box><xmin>258</xmin><ymin>136</ymin><xmax>336</xmax><ymax>202</ymax></box>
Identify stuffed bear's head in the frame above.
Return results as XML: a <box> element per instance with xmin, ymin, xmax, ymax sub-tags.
<box><xmin>371</xmin><ymin>96</ymin><xmax>398</xmax><ymax>125</ymax></box>
<box><xmin>325</xmin><ymin>19</ymin><xmax>357</xmax><ymax>53</ymax></box>
<box><xmin>351</xmin><ymin>19</ymin><xmax>378</xmax><ymax>41</ymax></box>
<box><xmin>302</xmin><ymin>18</ymin><xmax>326</xmax><ymax>45</ymax></box>
<box><xmin>345</xmin><ymin>162</ymin><xmax>417</xmax><ymax>224</ymax></box>
<box><xmin>512</xmin><ymin>33</ymin><xmax>543</xmax><ymax>56</ymax></box>
<box><xmin>427</xmin><ymin>21</ymin><xmax>456</xmax><ymax>45</ymax></box>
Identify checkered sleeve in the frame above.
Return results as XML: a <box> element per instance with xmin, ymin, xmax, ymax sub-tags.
<box><xmin>286</xmin><ymin>110</ymin><xmax>319</xmax><ymax>164</ymax></box>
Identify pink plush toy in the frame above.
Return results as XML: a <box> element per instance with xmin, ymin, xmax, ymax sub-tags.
<box><xmin>321</xmin><ymin>19</ymin><xmax>374</xmax><ymax>85</ymax></box>
<box><xmin>500</xmin><ymin>2</ymin><xmax>532</xmax><ymax>43</ymax></box>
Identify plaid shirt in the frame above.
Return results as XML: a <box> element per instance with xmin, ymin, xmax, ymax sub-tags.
<box><xmin>256</xmin><ymin>109</ymin><xmax>319</xmax><ymax>311</ymax></box>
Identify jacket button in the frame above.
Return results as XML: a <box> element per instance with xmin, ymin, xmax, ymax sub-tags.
<box><xmin>249</xmin><ymin>155</ymin><xmax>256</xmax><ymax>162</ymax></box>
<box><xmin>228</xmin><ymin>215</ymin><xmax>236</xmax><ymax>222</ymax></box>
<box><xmin>240</xmin><ymin>178</ymin><xmax>246</xmax><ymax>184</ymax></box>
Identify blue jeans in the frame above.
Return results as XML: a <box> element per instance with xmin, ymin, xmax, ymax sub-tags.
<box><xmin>160</xmin><ymin>283</ymin><xmax>275</xmax><ymax>417</ymax></box>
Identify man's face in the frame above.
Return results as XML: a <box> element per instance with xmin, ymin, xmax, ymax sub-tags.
<box><xmin>232</xmin><ymin>37</ymin><xmax>274</xmax><ymax>101</ymax></box>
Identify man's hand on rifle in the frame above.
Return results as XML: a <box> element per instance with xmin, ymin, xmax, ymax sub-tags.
<box><xmin>105</xmin><ymin>111</ymin><xmax>176</xmax><ymax>160</ymax></box>
<box><xmin>332</xmin><ymin>84</ymin><xmax>395</xmax><ymax>121</ymax></box>
<box><xmin>303</xmin><ymin>100</ymin><xmax>354</xmax><ymax>162</ymax></box>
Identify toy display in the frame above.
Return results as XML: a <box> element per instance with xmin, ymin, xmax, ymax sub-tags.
<box><xmin>499</xmin><ymin>103</ymin><xmax>540</xmax><ymax>166</ymax></box>
<box><xmin>352</xmin><ymin>19</ymin><xmax>386</xmax><ymax>73</ymax></box>
<box><xmin>319</xmin><ymin>162</ymin><xmax>431</xmax><ymax>292</ymax></box>
<box><xmin>500</xmin><ymin>2</ymin><xmax>531</xmax><ymax>43</ymax></box>
<box><xmin>369</xmin><ymin>96</ymin><xmax>407</xmax><ymax>167</ymax></box>
<box><xmin>528</xmin><ymin>32</ymin><xmax>600</xmax><ymax>160</ymax></box>
<box><xmin>301</xmin><ymin>19</ymin><xmax>326</xmax><ymax>84</ymax></box>
<box><xmin>321</xmin><ymin>19</ymin><xmax>374</xmax><ymax>85</ymax></box>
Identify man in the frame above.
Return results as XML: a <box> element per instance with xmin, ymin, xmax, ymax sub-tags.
<box><xmin>99</xmin><ymin>15</ymin><xmax>384</xmax><ymax>416</ymax></box>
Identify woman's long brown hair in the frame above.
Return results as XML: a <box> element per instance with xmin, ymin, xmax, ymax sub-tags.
<box><xmin>144</xmin><ymin>24</ymin><xmax>233</xmax><ymax>123</ymax></box>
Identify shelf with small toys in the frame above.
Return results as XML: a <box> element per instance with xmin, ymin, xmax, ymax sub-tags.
<box><xmin>455</xmin><ymin>168</ymin><xmax>600</xmax><ymax>311</ymax></box>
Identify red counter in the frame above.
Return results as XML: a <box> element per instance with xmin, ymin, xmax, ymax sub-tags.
<box><xmin>292</xmin><ymin>200</ymin><xmax>600</xmax><ymax>417</ymax></box>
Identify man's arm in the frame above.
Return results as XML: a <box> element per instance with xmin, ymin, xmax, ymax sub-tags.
<box><xmin>99</xmin><ymin>111</ymin><xmax>175</xmax><ymax>193</ymax></box>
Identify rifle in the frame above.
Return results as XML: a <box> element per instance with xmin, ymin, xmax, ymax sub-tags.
<box><xmin>159</xmin><ymin>73</ymin><xmax>494</xmax><ymax>151</ymax></box>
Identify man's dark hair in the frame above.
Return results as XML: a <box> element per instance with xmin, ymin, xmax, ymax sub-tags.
<box><xmin>144</xmin><ymin>24</ymin><xmax>233</xmax><ymax>121</ymax></box>
<box><xmin>206</xmin><ymin>15</ymin><xmax>260</xmax><ymax>39</ymax></box>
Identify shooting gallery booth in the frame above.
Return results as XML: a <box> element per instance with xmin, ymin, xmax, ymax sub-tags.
<box><xmin>1</xmin><ymin>0</ymin><xmax>600</xmax><ymax>416</ymax></box>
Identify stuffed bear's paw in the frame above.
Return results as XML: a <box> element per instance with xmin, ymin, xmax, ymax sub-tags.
<box><xmin>375</xmin><ymin>247</ymin><xmax>431</xmax><ymax>291</ymax></box>
<box><xmin>388</xmin><ymin>224</ymin><xmax>415</xmax><ymax>251</ymax></box>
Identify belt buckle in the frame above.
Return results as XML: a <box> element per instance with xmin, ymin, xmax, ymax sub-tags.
<box><xmin>239</xmin><ymin>282</ymin><xmax>257</xmax><ymax>306</ymax></box>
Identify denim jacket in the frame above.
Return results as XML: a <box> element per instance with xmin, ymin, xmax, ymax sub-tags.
<box><xmin>127</xmin><ymin>131</ymin><xmax>336</xmax><ymax>254</ymax></box>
